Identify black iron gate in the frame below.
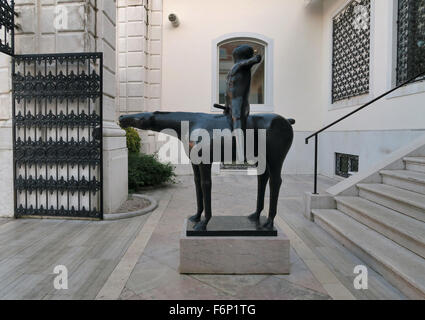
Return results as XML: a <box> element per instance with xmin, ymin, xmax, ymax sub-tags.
<box><xmin>1</xmin><ymin>1</ymin><xmax>105</xmax><ymax>220</ymax></box>
<box><xmin>1</xmin><ymin>0</ymin><xmax>104</xmax><ymax>219</ymax></box>
<box><xmin>11</xmin><ymin>53</ymin><xmax>104</xmax><ymax>219</ymax></box>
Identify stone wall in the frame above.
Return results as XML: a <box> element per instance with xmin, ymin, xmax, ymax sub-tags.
<box><xmin>10</xmin><ymin>0</ymin><xmax>96</xmax><ymax>54</ymax></box>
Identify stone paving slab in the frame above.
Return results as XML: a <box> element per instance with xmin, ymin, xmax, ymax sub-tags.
<box><xmin>119</xmin><ymin>176</ymin><xmax>331</xmax><ymax>300</ymax></box>
<box><xmin>0</xmin><ymin>174</ymin><xmax>406</xmax><ymax>300</ymax></box>
<box><xmin>119</xmin><ymin>174</ymin><xmax>405</xmax><ymax>300</ymax></box>
<box><xmin>0</xmin><ymin>215</ymin><xmax>149</xmax><ymax>300</ymax></box>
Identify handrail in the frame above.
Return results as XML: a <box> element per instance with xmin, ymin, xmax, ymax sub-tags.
<box><xmin>305</xmin><ymin>69</ymin><xmax>425</xmax><ymax>194</ymax></box>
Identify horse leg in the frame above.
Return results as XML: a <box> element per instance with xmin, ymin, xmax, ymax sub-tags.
<box><xmin>263</xmin><ymin>164</ymin><xmax>283</xmax><ymax>230</ymax></box>
<box><xmin>189</xmin><ymin>164</ymin><xmax>203</xmax><ymax>222</ymax></box>
<box><xmin>194</xmin><ymin>163</ymin><xmax>212</xmax><ymax>231</ymax></box>
<box><xmin>248</xmin><ymin>168</ymin><xmax>270</xmax><ymax>222</ymax></box>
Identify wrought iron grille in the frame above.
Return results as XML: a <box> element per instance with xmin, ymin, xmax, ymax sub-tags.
<box><xmin>12</xmin><ymin>53</ymin><xmax>103</xmax><ymax>219</ymax></box>
<box><xmin>397</xmin><ymin>0</ymin><xmax>425</xmax><ymax>85</ymax></box>
<box><xmin>0</xmin><ymin>0</ymin><xmax>14</xmax><ymax>56</ymax></box>
<box><xmin>335</xmin><ymin>153</ymin><xmax>359</xmax><ymax>178</ymax></box>
<box><xmin>332</xmin><ymin>0</ymin><xmax>371</xmax><ymax>103</ymax></box>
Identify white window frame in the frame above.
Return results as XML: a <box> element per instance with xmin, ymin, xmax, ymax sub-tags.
<box><xmin>386</xmin><ymin>0</ymin><xmax>425</xmax><ymax>100</ymax></box>
<box><xmin>328</xmin><ymin>0</ymin><xmax>375</xmax><ymax>110</ymax></box>
<box><xmin>211</xmin><ymin>33</ymin><xmax>274</xmax><ymax>113</ymax></box>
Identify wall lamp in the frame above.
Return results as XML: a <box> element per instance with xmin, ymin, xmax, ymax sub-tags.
<box><xmin>168</xmin><ymin>13</ymin><xmax>180</xmax><ymax>27</ymax></box>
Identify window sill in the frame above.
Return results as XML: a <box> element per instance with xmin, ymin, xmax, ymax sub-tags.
<box><xmin>211</xmin><ymin>104</ymin><xmax>274</xmax><ymax>113</ymax></box>
<box><xmin>328</xmin><ymin>93</ymin><xmax>373</xmax><ymax>111</ymax></box>
<box><xmin>386</xmin><ymin>80</ymin><xmax>425</xmax><ymax>100</ymax></box>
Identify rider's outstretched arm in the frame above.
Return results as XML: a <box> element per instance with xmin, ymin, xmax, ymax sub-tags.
<box><xmin>230</xmin><ymin>55</ymin><xmax>262</xmax><ymax>75</ymax></box>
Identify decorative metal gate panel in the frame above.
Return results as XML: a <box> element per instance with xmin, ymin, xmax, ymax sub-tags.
<box><xmin>397</xmin><ymin>0</ymin><xmax>425</xmax><ymax>85</ymax></box>
<box><xmin>12</xmin><ymin>53</ymin><xmax>103</xmax><ymax>219</ymax></box>
<box><xmin>0</xmin><ymin>0</ymin><xmax>14</xmax><ymax>56</ymax></box>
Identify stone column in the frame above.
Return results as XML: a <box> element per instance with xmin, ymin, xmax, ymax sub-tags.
<box><xmin>97</xmin><ymin>0</ymin><xmax>128</xmax><ymax>213</ymax></box>
<box><xmin>145</xmin><ymin>0</ymin><xmax>163</xmax><ymax>154</ymax></box>
<box><xmin>148</xmin><ymin>0</ymin><xmax>162</xmax><ymax>111</ymax></box>
<box><xmin>117</xmin><ymin>0</ymin><xmax>163</xmax><ymax>154</ymax></box>
<box><xmin>0</xmin><ymin>53</ymin><xmax>13</xmax><ymax>217</ymax></box>
<box><xmin>0</xmin><ymin>0</ymin><xmax>127</xmax><ymax>217</ymax></box>
<box><xmin>118</xmin><ymin>0</ymin><xmax>149</xmax><ymax>115</ymax></box>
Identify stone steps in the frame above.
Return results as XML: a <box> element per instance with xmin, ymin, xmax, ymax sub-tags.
<box><xmin>309</xmin><ymin>141</ymin><xmax>425</xmax><ymax>299</ymax></box>
<box><xmin>404</xmin><ymin>157</ymin><xmax>425</xmax><ymax>173</ymax></box>
<box><xmin>380</xmin><ymin>170</ymin><xmax>425</xmax><ymax>195</ymax></box>
<box><xmin>357</xmin><ymin>183</ymin><xmax>425</xmax><ymax>223</ymax></box>
<box><xmin>335</xmin><ymin>196</ymin><xmax>425</xmax><ymax>259</ymax></box>
<box><xmin>311</xmin><ymin>209</ymin><xmax>425</xmax><ymax>299</ymax></box>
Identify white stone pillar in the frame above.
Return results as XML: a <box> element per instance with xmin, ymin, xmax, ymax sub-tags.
<box><xmin>0</xmin><ymin>53</ymin><xmax>13</xmax><ymax>217</ymax></box>
<box><xmin>96</xmin><ymin>0</ymin><xmax>128</xmax><ymax>213</ymax></box>
<box><xmin>118</xmin><ymin>0</ymin><xmax>149</xmax><ymax>115</ymax></box>
<box><xmin>117</xmin><ymin>0</ymin><xmax>163</xmax><ymax>155</ymax></box>
<box><xmin>148</xmin><ymin>0</ymin><xmax>163</xmax><ymax>111</ymax></box>
<box><xmin>145</xmin><ymin>0</ymin><xmax>163</xmax><ymax>154</ymax></box>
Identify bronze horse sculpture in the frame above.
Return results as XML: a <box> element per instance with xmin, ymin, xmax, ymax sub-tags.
<box><xmin>119</xmin><ymin>111</ymin><xmax>295</xmax><ymax>231</ymax></box>
<box><xmin>120</xmin><ymin>45</ymin><xmax>294</xmax><ymax>231</ymax></box>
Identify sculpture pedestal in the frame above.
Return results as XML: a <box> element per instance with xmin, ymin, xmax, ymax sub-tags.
<box><xmin>179</xmin><ymin>217</ymin><xmax>290</xmax><ymax>274</ymax></box>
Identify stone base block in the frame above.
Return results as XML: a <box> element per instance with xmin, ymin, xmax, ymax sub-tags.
<box><xmin>179</xmin><ymin>219</ymin><xmax>290</xmax><ymax>274</ymax></box>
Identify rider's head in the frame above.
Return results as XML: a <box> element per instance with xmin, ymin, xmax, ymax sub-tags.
<box><xmin>232</xmin><ymin>45</ymin><xmax>254</xmax><ymax>63</ymax></box>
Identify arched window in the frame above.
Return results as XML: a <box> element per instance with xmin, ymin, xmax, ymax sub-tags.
<box><xmin>212</xmin><ymin>34</ymin><xmax>273</xmax><ymax>112</ymax></box>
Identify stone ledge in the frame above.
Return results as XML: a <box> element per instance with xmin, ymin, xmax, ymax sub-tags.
<box><xmin>103</xmin><ymin>194</ymin><xmax>158</xmax><ymax>220</ymax></box>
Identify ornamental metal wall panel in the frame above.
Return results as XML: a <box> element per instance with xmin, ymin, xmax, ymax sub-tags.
<box><xmin>332</xmin><ymin>0</ymin><xmax>371</xmax><ymax>103</ymax></box>
<box><xmin>12</xmin><ymin>53</ymin><xmax>103</xmax><ymax>219</ymax></box>
<box><xmin>335</xmin><ymin>153</ymin><xmax>359</xmax><ymax>178</ymax></box>
<box><xmin>397</xmin><ymin>0</ymin><xmax>425</xmax><ymax>85</ymax></box>
<box><xmin>0</xmin><ymin>0</ymin><xmax>14</xmax><ymax>56</ymax></box>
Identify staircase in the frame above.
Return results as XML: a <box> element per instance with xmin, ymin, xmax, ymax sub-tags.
<box><xmin>311</xmin><ymin>156</ymin><xmax>425</xmax><ymax>299</ymax></box>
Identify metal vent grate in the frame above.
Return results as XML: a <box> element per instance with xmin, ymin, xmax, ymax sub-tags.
<box><xmin>335</xmin><ymin>153</ymin><xmax>359</xmax><ymax>178</ymax></box>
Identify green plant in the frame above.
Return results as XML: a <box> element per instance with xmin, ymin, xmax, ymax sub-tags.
<box><xmin>124</xmin><ymin>127</ymin><xmax>141</xmax><ymax>154</ymax></box>
<box><xmin>128</xmin><ymin>153</ymin><xmax>176</xmax><ymax>192</ymax></box>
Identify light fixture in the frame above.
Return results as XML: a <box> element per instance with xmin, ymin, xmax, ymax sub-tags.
<box><xmin>168</xmin><ymin>13</ymin><xmax>180</xmax><ymax>28</ymax></box>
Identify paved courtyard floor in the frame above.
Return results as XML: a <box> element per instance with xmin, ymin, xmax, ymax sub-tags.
<box><xmin>0</xmin><ymin>174</ymin><xmax>406</xmax><ymax>300</ymax></box>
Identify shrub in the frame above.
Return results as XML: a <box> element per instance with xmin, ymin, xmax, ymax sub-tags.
<box><xmin>124</xmin><ymin>127</ymin><xmax>141</xmax><ymax>154</ymax></box>
<box><xmin>128</xmin><ymin>152</ymin><xmax>176</xmax><ymax>192</ymax></box>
